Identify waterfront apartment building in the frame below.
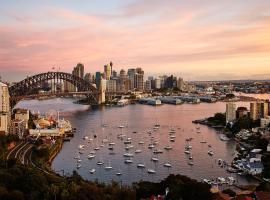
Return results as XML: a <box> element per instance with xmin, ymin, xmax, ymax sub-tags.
<box><xmin>127</xmin><ymin>68</ymin><xmax>144</xmax><ymax>91</ymax></box>
<box><xmin>0</xmin><ymin>82</ymin><xmax>10</xmax><ymax>134</ymax></box>
<box><xmin>145</xmin><ymin>80</ymin><xmax>151</xmax><ymax>91</ymax></box>
<box><xmin>226</xmin><ymin>102</ymin><xmax>236</xmax><ymax>123</ymax></box>
<box><xmin>250</xmin><ymin>101</ymin><xmax>269</xmax><ymax>121</ymax></box>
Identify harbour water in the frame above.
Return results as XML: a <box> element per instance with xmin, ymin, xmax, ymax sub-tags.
<box><xmin>16</xmin><ymin>98</ymin><xmax>260</xmax><ymax>185</ymax></box>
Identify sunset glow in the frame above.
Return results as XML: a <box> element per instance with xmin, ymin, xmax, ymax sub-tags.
<box><xmin>1</xmin><ymin>0</ymin><xmax>270</xmax><ymax>81</ymax></box>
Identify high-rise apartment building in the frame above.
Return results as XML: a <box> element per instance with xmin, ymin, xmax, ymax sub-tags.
<box><xmin>106</xmin><ymin>80</ymin><xmax>117</xmax><ymax>92</ymax></box>
<box><xmin>0</xmin><ymin>82</ymin><xmax>10</xmax><ymax>134</ymax></box>
<box><xmin>226</xmin><ymin>102</ymin><xmax>236</xmax><ymax>123</ymax></box>
<box><xmin>95</xmin><ymin>72</ymin><xmax>102</xmax><ymax>89</ymax></box>
<box><xmin>250</xmin><ymin>101</ymin><xmax>269</xmax><ymax>121</ymax></box>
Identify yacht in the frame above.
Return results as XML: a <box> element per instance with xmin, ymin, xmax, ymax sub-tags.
<box><xmin>147</xmin><ymin>169</ymin><xmax>156</xmax><ymax>174</ymax></box>
<box><xmin>97</xmin><ymin>161</ymin><xmax>104</xmax><ymax>166</ymax></box>
<box><xmin>87</xmin><ymin>154</ymin><xmax>95</xmax><ymax>159</ymax></box>
<box><xmin>124</xmin><ymin>159</ymin><xmax>133</xmax><ymax>164</ymax></box>
<box><xmin>163</xmin><ymin>163</ymin><xmax>172</xmax><ymax>168</ymax></box>
<box><xmin>123</xmin><ymin>153</ymin><xmax>133</xmax><ymax>157</ymax></box>
<box><xmin>151</xmin><ymin>157</ymin><xmax>159</xmax><ymax>162</ymax></box>
<box><xmin>137</xmin><ymin>163</ymin><xmax>146</xmax><ymax>168</ymax></box>
<box><xmin>164</xmin><ymin>146</ymin><xmax>172</xmax><ymax>150</ymax></box>
<box><xmin>76</xmin><ymin>164</ymin><xmax>81</xmax><ymax>169</ymax></box>
<box><xmin>184</xmin><ymin>150</ymin><xmax>191</xmax><ymax>154</ymax></box>
<box><xmin>135</xmin><ymin>149</ymin><xmax>142</xmax><ymax>154</ymax></box>
<box><xmin>188</xmin><ymin>161</ymin><xmax>194</xmax><ymax>166</ymax></box>
<box><xmin>208</xmin><ymin>150</ymin><xmax>214</xmax><ymax>156</ymax></box>
<box><xmin>138</xmin><ymin>141</ymin><xmax>144</xmax><ymax>145</ymax></box>
<box><xmin>89</xmin><ymin>169</ymin><xmax>95</xmax><ymax>174</ymax></box>
<box><xmin>116</xmin><ymin>171</ymin><xmax>122</xmax><ymax>176</ymax></box>
<box><xmin>118</xmin><ymin>125</ymin><xmax>125</xmax><ymax>128</ymax></box>
<box><xmin>105</xmin><ymin>165</ymin><xmax>113</xmax><ymax>170</ymax></box>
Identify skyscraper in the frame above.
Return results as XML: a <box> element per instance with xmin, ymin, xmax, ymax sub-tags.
<box><xmin>95</xmin><ymin>72</ymin><xmax>102</xmax><ymax>89</ymax></box>
<box><xmin>104</xmin><ymin>64</ymin><xmax>111</xmax><ymax>80</ymax></box>
<box><xmin>250</xmin><ymin>101</ymin><xmax>269</xmax><ymax>120</ymax></box>
<box><xmin>226</xmin><ymin>102</ymin><xmax>236</xmax><ymax>123</ymax></box>
<box><xmin>73</xmin><ymin>63</ymin><xmax>84</xmax><ymax>79</ymax></box>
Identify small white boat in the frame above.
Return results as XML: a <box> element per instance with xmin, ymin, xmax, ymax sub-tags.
<box><xmin>170</xmin><ymin>138</ymin><xmax>175</xmax><ymax>142</ymax></box>
<box><xmin>88</xmin><ymin>154</ymin><xmax>95</xmax><ymax>159</ymax></box>
<box><xmin>147</xmin><ymin>169</ymin><xmax>156</xmax><ymax>174</ymax></box>
<box><xmin>83</xmin><ymin>136</ymin><xmax>89</xmax><ymax>140</ymax></box>
<box><xmin>105</xmin><ymin>166</ymin><xmax>113</xmax><ymax>170</ymax></box>
<box><xmin>189</xmin><ymin>155</ymin><xmax>193</xmax><ymax>160</ymax></box>
<box><xmin>148</xmin><ymin>144</ymin><xmax>155</xmax><ymax>149</ymax></box>
<box><xmin>170</xmin><ymin>135</ymin><xmax>176</xmax><ymax>139</ymax></box>
<box><xmin>220</xmin><ymin>134</ymin><xmax>230</xmax><ymax>141</ymax></box>
<box><xmin>116</xmin><ymin>172</ymin><xmax>122</xmax><ymax>176</ymax></box>
<box><xmin>109</xmin><ymin>142</ymin><xmax>116</xmax><ymax>146</ymax></box>
<box><xmin>94</xmin><ymin>147</ymin><xmax>100</xmax><ymax>151</ymax></box>
<box><xmin>135</xmin><ymin>149</ymin><xmax>142</xmax><ymax>154</ymax></box>
<box><xmin>77</xmin><ymin>159</ymin><xmax>82</xmax><ymax>163</ymax></box>
<box><xmin>137</xmin><ymin>164</ymin><xmax>146</xmax><ymax>168</ymax></box>
<box><xmin>164</xmin><ymin>146</ymin><xmax>172</xmax><ymax>150</ymax></box>
<box><xmin>164</xmin><ymin>163</ymin><xmax>172</xmax><ymax>168</ymax></box>
<box><xmin>89</xmin><ymin>169</ymin><xmax>95</xmax><ymax>174</ymax></box>
<box><xmin>208</xmin><ymin>150</ymin><xmax>214</xmax><ymax>156</ymax></box>
<box><xmin>153</xmin><ymin>149</ymin><xmax>163</xmax><ymax>154</ymax></box>
<box><xmin>138</xmin><ymin>141</ymin><xmax>144</xmax><ymax>145</ymax></box>
<box><xmin>77</xmin><ymin>164</ymin><xmax>81</xmax><ymax>169</ymax></box>
<box><xmin>188</xmin><ymin>161</ymin><xmax>194</xmax><ymax>166</ymax></box>
<box><xmin>151</xmin><ymin>157</ymin><xmax>159</xmax><ymax>162</ymax></box>
<box><xmin>200</xmin><ymin>141</ymin><xmax>207</xmax><ymax>144</ymax></box>
<box><xmin>78</xmin><ymin>145</ymin><xmax>85</xmax><ymax>150</ymax></box>
<box><xmin>123</xmin><ymin>153</ymin><xmax>133</xmax><ymax>157</ymax></box>
<box><xmin>74</xmin><ymin>155</ymin><xmax>80</xmax><ymax>159</ymax></box>
<box><xmin>124</xmin><ymin>159</ymin><xmax>133</xmax><ymax>164</ymax></box>
<box><xmin>184</xmin><ymin>150</ymin><xmax>191</xmax><ymax>154</ymax></box>
<box><xmin>97</xmin><ymin>161</ymin><xmax>104</xmax><ymax>165</ymax></box>
<box><xmin>118</xmin><ymin>125</ymin><xmax>125</xmax><ymax>128</ymax></box>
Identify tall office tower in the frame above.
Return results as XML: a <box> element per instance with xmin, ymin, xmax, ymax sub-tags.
<box><xmin>84</xmin><ymin>73</ymin><xmax>92</xmax><ymax>83</ymax></box>
<box><xmin>261</xmin><ymin>102</ymin><xmax>269</xmax><ymax>118</ymax></box>
<box><xmin>145</xmin><ymin>80</ymin><xmax>151</xmax><ymax>91</ymax></box>
<box><xmin>226</xmin><ymin>102</ymin><xmax>236</xmax><ymax>123</ymax></box>
<box><xmin>95</xmin><ymin>72</ymin><xmax>102</xmax><ymax>89</ymax></box>
<box><xmin>128</xmin><ymin>69</ymin><xmax>136</xmax><ymax>90</ymax></box>
<box><xmin>154</xmin><ymin>78</ymin><xmax>161</xmax><ymax>89</ymax></box>
<box><xmin>177</xmin><ymin>77</ymin><xmax>185</xmax><ymax>91</ymax></box>
<box><xmin>106</xmin><ymin>80</ymin><xmax>117</xmax><ymax>92</ymax></box>
<box><xmin>104</xmin><ymin>64</ymin><xmax>111</xmax><ymax>80</ymax></box>
<box><xmin>72</xmin><ymin>63</ymin><xmax>84</xmax><ymax>78</ymax></box>
<box><xmin>112</xmin><ymin>70</ymin><xmax>117</xmax><ymax>78</ymax></box>
<box><xmin>0</xmin><ymin>82</ymin><xmax>10</xmax><ymax>134</ymax></box>
<box><xmin>110</xmin><ymin>61</ymin><xmax>113</xmax><ymax>77</ymax></box>
<box><xmin>135</xmin><ymin>68</ymin><xmax>144</xmax><ymax>91</ymax></box>
<box><xmin>120</xmin><ymin>69</ymin><xmax>126</xmax><ymax>81</ymax></box>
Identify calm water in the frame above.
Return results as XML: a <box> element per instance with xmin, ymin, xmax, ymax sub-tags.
<box><xmin>16</xmin><ymin>98</ymin><xmax>261</xmax><ymax>185</ymax></box>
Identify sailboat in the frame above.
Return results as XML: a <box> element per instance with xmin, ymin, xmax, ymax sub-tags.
<box><xmin>105</xmin><ymin>161</ymin><xmax>112</xmax><ymax>170</ymax></box>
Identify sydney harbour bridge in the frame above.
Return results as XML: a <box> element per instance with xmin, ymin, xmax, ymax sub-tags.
<box><xmin>8</xmin><ymin>71</ymin><xmax>104</xmax><ymax>107</ymax></box>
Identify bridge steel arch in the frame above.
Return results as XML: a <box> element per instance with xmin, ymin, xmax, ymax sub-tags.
<box><xmin>9</xmin><ymin>71</ymin><xmax>99</xmax><ymax>107</ymax></box>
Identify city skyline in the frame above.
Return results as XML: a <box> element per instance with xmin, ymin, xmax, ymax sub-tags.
<box><xmin>1</xmin><ymin>0</ymin><xmax>270</xmax><ymax>81</ymax></box>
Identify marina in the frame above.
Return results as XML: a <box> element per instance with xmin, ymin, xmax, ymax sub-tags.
<box><xmin>16</xmin><ymin>98</ymin><xmax>258</xmax><ymax>185</ymax></box>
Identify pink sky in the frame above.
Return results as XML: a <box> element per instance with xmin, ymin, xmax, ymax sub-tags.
<box><xmin>0</xmin><ymin>0</ymin><xmax>270</xmax><ymax>81</ymax></box>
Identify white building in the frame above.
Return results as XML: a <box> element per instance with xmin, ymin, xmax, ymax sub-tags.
<box><xmin>154</xmin><ymin>78</ymin><xmax>161</xmax><ymax>89</ymax></box>
<box><xmin>226</xmin><ymin>102</ymin><xmax>236</xmax><ymax>123</ymax></box>
<box><xmin>15</xmin><ymin>109</ymin><xmax>29</xmax><ymax>129</ymax></box>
